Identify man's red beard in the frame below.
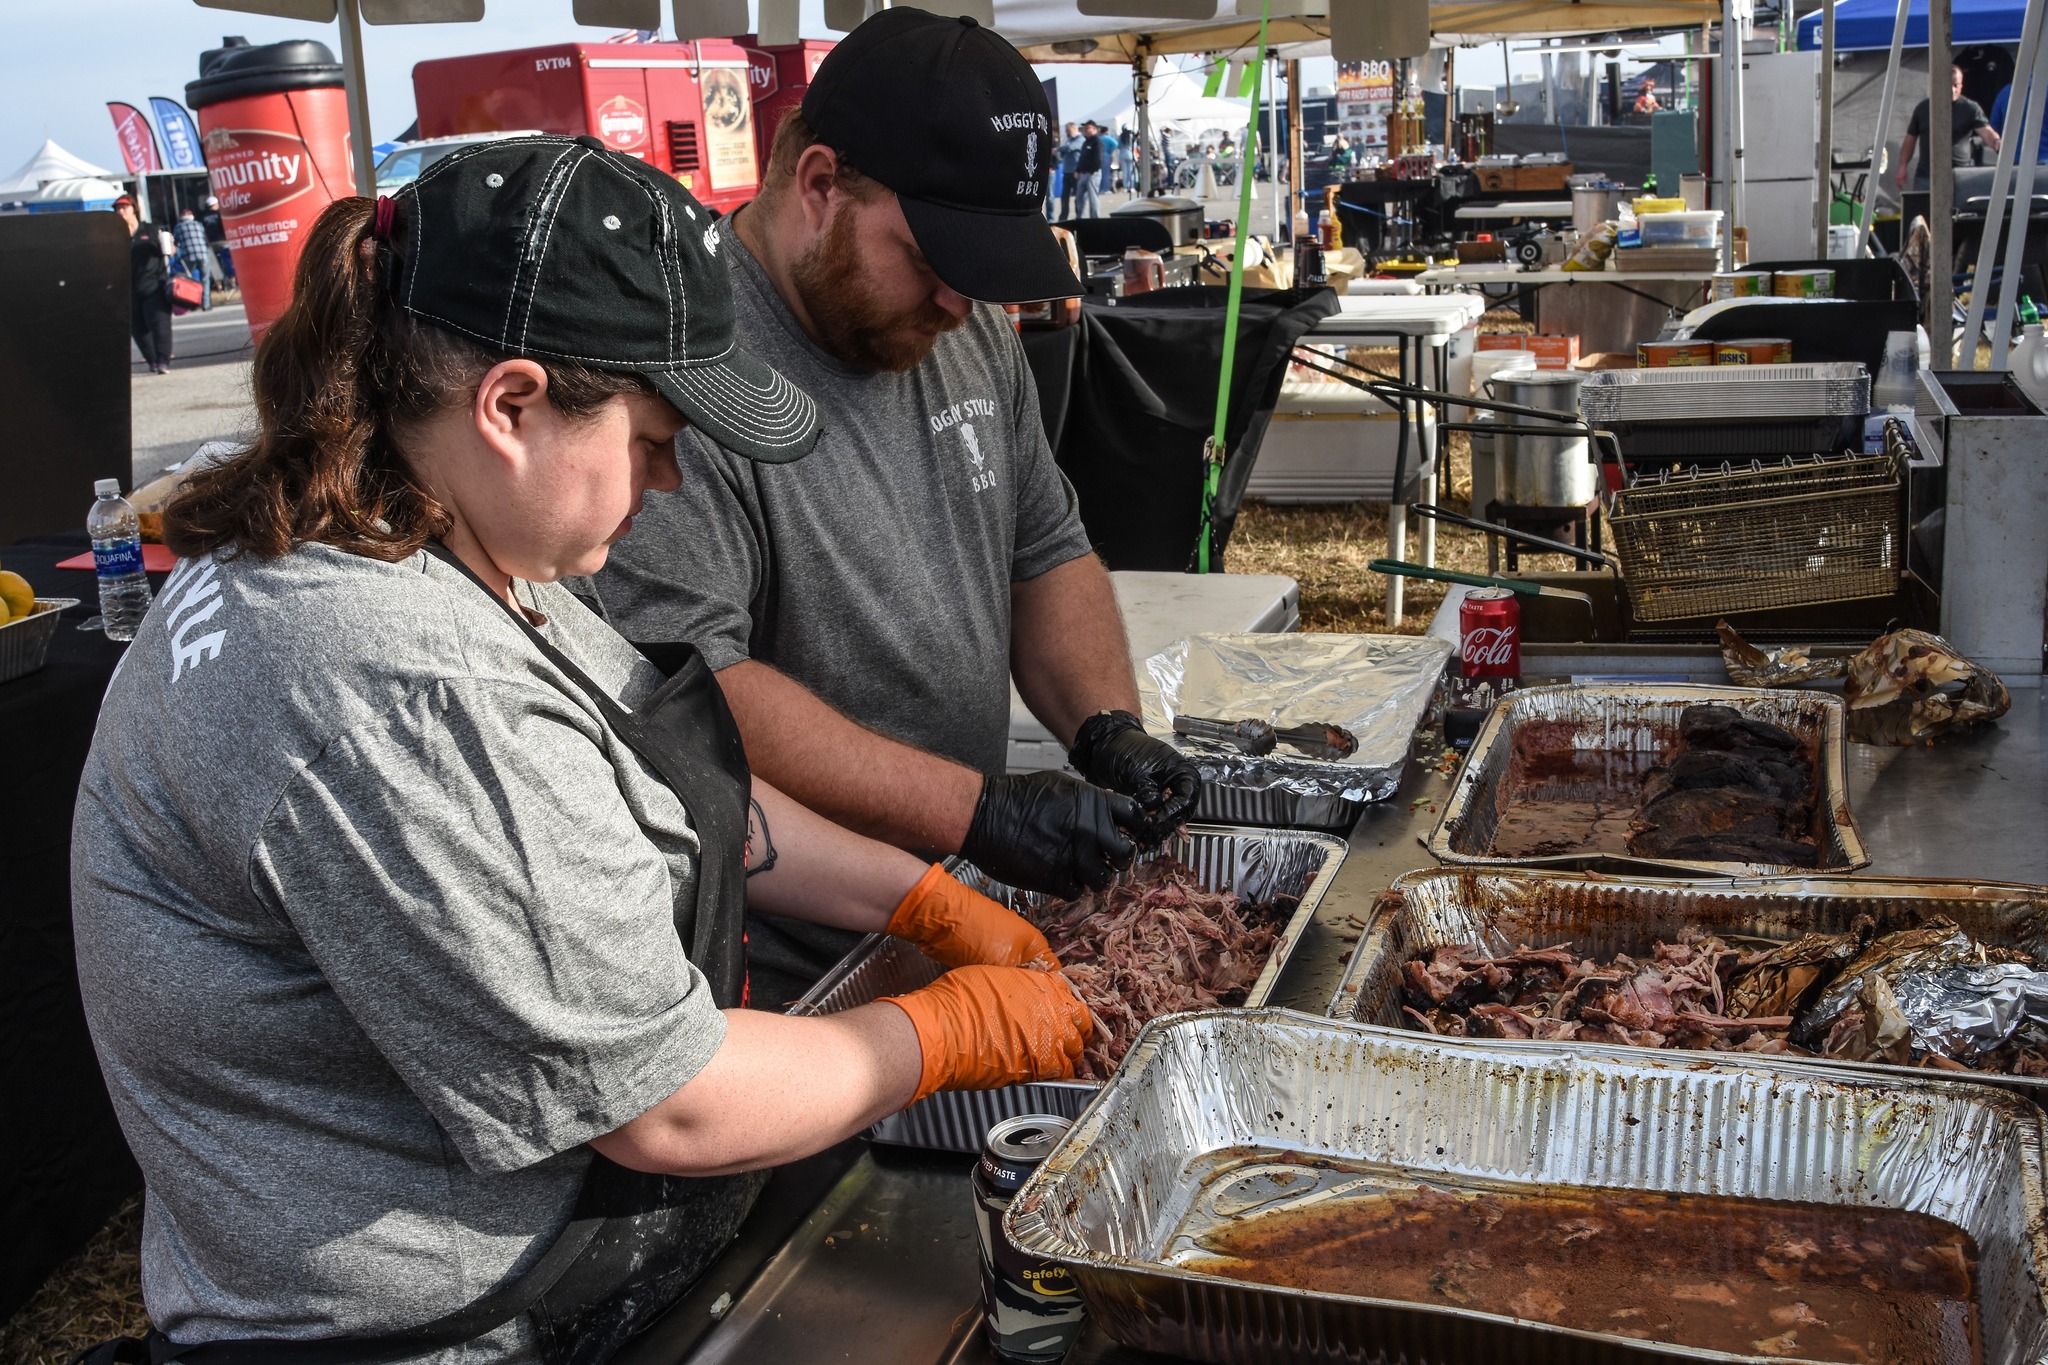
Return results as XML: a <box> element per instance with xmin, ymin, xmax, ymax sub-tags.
<box><xmin>791</xmin><ymin>205</ymin><xmax>966</xmax><ymax>373</ymax></box>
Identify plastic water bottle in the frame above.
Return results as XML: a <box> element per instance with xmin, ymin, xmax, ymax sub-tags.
<box><xmin>88</xmin><ymin>478</ymin><xmax>153</xmax><ymax>641</ymax></box>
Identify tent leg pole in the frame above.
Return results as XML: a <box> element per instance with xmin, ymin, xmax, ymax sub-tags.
<box><xmin>1960</xmin><ymin>0</ymin><xmax>2044</xmax><ymax>365</ymax></box>
<box><xmin>1135</xmin><ymin>54</ymin><xmax>1151</xmax><ymax>197</ymax></box>
<box><xmin>337</xmin><ymin>0</ymin><xmax>376</xmax><ymax>198</ymax></box>
<box><xmin>1815</xmin><ymin>0</ymin><xmax>1835</xmax><ymax>256</ymax></box>
<box><xmin>1930</xmin><ymin>0</ymin><xmax>1954</xmax><ymax>365</ymax></box>
<box><xmin>1287</xmin><ymin>57</ymin><xmax>1303</xmax><ymax>237</ymax></box>
<box><xmin>1859</xmin><ymin>0</ymin><xmax>1910</xmax><ymax>254</ymax></box>
<box><xmin>1990</xmin><ymin>24</ymin><xmax>2048</xmax><ymax>366</ymax></box>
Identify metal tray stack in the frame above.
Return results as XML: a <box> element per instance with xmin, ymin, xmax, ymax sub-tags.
<box><xmin>789</xmin><ymin>825</ymin><xmax>1348</xmax><ymax>1152</ymax></box>
<box><xmin>1330</xmin><ymin>867</ymin><xmax>2048</xmax><ymax>1098</ymax></box>
<box><xmin>1429</xmin><ymin>683</ymin><xmax>1868</xmax><ymax>877</ymax></box>
<box><xmin>1581</xmin><ymin>362</ymin><xmax>1871</xmax><ymax>461</ymax></box>
<box><xmin>1579</xmin><ymin>362</ymin><xmax>1871</xmax><ymax>423</ymax></box>
<box><xmin>1006</xmin><ymin>1009</ymin><xmax>2048</xmax><ymax>1365</ymax></box>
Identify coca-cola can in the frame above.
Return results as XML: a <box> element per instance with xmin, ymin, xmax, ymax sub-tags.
<box><xmin>1459</xmin><ymin>587</ymin><xmax>1521</xmax><ymax>681</ymax></box>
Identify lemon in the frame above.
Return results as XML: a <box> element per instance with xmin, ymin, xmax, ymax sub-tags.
<box><xmin>0</xmin><ymin>570</ymin><xmax>34</xmax><ymax>622</ymax></box>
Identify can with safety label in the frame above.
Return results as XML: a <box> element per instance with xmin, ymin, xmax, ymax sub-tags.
<box><xmin>973</xmin><ymin>1115</ymin><xmax>1085</xmax><ymax>1361</ymax></box>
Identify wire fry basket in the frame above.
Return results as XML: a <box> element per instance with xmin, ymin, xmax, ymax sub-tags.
<box><xmin>1606</xmin><ymin>450</ymin><xmax>1902</xmax><ymax>622</ymax></box>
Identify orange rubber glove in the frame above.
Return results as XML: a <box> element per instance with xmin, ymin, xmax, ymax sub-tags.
<box><xmin>883</xmin><ymin>965</ymin><xmax>1091</xmax><ymax>1104</ymax></box>
<box><xmin>886</xmin><ymin>863</ymin><xmax>1059</xmax><ymax>971</ymax></box>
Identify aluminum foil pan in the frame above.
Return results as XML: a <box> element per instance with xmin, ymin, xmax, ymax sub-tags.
<box><xmin>1006</xmin><ymin>1008</ymin><xmax>2048</xmax><ymax>1365</ymax></box>
<box><xmin>1431</xmin><ymin>683</ymin><xmax>1868</xmax><ymax>876</ymax></box>
<box><xmin>1579</xmin><ymin>362</ymin><xmax>1870</xmax><ymax>422</ymax></box>
<box><xmin>1330</xmin><ymin>867</ymin><xmax>2048</xmax><ymax>1100</ymax></box>
<box><xmin>789</xmin><ymin>825</ymin><xmax>1347</xmax><ymax>1152</ymax></box>
<box><xmin>1139</xmin><ymin>632</ymin><xmax>1451</xmax><ymax>803</ymax></box>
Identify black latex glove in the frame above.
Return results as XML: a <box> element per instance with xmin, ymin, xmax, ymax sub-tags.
<box><xmin>960</xmin><ymin>770</ymin><xmax>1143</xmax><ymax>900</ymax></box>
<box><xmin>1068</xmin><ymin>710</ymin><xmax>1205</xmax><ymax>846</ymax></box>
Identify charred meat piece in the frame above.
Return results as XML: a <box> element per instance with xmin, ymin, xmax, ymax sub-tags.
<box><xmin>1628</xmin><ymin>787</ymin><xmax>1789</xmax><ymax>858</ymax></box>
<box><xmin>1677</xmin><ymin>704</ymin><xmax>1804</xmax><ymax>754</ymax></box>
<box><xmin>1641</xmin><ymin>749</ymin><xmax>1812</xmax><ymax>813</ymax></box>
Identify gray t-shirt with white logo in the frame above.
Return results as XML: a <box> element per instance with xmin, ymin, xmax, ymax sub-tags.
<box><xmin>589</xmin><ymin>227</ymin><xmax>1095</xmax><ymax>780</ymax></box>
<box><xmin>72</xmin><ymin>543</ymin><xmax>726</xmax><ymax>1362</ymax></box>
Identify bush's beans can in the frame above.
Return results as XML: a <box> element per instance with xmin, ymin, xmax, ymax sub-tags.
<box><xmin>1459</xmin><ymin>587</ymin><xmax>1522</xmax><ymax>682</ymax></box>
<box><xmin>973</xmin><ymin>1115</ymin><xmax>1085</xmax><ymax>1361</ymax></box>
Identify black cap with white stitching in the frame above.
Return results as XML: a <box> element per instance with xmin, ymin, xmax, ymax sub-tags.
<box><xmin>389</xmin><ymin>134</ymin><xmax>819</xmax><ymax>463</ymax></box>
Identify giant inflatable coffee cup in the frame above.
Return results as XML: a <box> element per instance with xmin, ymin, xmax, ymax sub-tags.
<box><xmin>187</xmin><ymin>40</ymin><xmax>354</xmax><ymax>340</ymax></box>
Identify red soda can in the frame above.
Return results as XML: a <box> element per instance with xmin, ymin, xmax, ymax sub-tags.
<box><xmin>1459</xmin><ymin>587</ymin><xmax>1521</xmax><ymax>681</ymax></box>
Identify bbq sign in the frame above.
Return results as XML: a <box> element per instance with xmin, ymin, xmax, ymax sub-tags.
<box><xmin>203</xmin><ymin>128</ymin><xmax>317</xmax><ymax>217</ymax></box>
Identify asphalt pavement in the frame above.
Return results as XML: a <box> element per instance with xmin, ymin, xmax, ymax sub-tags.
<box><xmin>131</xmin><ymin>300</ymin><xmax>255</xmax><ymax>488</ymax></box>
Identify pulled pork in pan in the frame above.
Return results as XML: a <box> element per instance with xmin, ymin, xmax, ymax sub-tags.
<box><xmin>1401</xmin><ymin>922</ymin><xmax>2048</xmax><ymax>1075</ymax></box>
<box><xmin>1030</xmin><ymin>859</ymin><xmax>1289</xmax><ymax>1080</ymax></box>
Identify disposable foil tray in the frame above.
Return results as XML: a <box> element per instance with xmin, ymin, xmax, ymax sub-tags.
<box><xmin>789</xmin><ymin>825</ymin><xmax>1346</xmax><ymax>1152</ymax></box>
<box><xmin>1330</xmin><ymin>867</ymin><xmax>2048</xmax><ymax>1099</ymax></box>
<box><xmin>1140</xmin><ymin>632</ymin><xmax>1452</xmax><ymax>805</ymax></box>
<box><xmin>1579</xmin><ymin>362</ymin><xmax>1870</xmax><ymax>422</ymax></box>
<box><xmin>1430</xmin><ymin>683</ymin><xmax>1868</xmax><ymax>876</ymax></box>
<box><xmin>1005</xmin><ymin>1009</ymin><xmax>2048</xmax><ymax>1365</ymax></box>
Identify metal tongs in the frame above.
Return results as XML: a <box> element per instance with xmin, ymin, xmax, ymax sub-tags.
<box><xmin>1174</xmin><ymin>715</ymin><xmax>1359</xmax><ymax>761</ymax></box>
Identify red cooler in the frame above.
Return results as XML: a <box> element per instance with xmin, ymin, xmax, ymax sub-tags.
<box><xmin>186</xmin><ymin>40</ymin><xmax>354</xmax><ymax>340</ymax></box>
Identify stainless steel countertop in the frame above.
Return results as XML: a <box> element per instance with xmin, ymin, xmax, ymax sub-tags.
<box><xmin>622</xmin><ymin>674</ymin><xmax>2047</xmax><ymax>1365</ymax></box>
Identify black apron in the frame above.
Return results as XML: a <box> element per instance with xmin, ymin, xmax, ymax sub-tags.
<box><xmin>77</xmin><ymin>546</ymin><xmax>761</xmax><ymax>1365</ymax></box>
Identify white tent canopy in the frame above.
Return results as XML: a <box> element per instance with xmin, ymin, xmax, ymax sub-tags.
<box><xmin>0</xmin><ymin>140</ymin><xmax>115</xmax><ymax>196</ymax></box>
<box><xmin>25</xmin><ymin>177</ymin><xmax>126</xmax><ymax>205</ymax></box>
<box><xmin>1082</xmin><ymin>66</ymin><xmax>1253</xmax><ymax>132</ymax></box>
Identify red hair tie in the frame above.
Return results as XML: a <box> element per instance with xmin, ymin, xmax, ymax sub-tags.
<box><xmin>370</xmin><ymin>195</ymin><xmax>398</xmax><ymax>242</ymax></box>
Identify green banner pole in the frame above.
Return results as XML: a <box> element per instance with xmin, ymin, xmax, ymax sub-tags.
<box><xmin>1197</xmin><ymin>0</ymin><xmax>1273</xmax><ymax>573</ymax></box>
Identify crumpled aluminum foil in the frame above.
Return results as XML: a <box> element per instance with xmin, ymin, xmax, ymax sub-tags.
<box><xmin>1139</xmin><ymin>633</ymin><xmax>1452</xmax><ymax>802</ymax></box>
<box><xmin>1893</xmin><ymin>962</ymin><xmax>2048</xmax><ymax>1060</ymax></box>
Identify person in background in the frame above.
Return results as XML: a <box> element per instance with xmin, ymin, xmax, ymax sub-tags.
<box><xmin>1330</xmin><ymin>134</ymin><xmax>1356</xmax><ymax>180</ymax></box>
<box><xmin>114</xmin><ymin>195</ymin><xmax>172</xmax><ymax>375</ymax></box>
<box><xmin>200</xmin><ymin>195</ymin><xmax>235</xmax><ymax>290</ymax></box>
<box><xmin>1899</xmin><ymin>62</ymin><xmax>2001</xmax><ymax>190</ymax></box>
<box><xmin>1075</xmin><ymin>119</ymin><xmax>1106</xmax><ymax>217</ymax></box>
<box><xmin>1990</xmin><ymin>78</ymin><xmax>2048</xmax><ymax>165</ymax></box>
<box><xmin>172</xmin><ymin>207</ymin><xmax>214</xmax><ymax>310</ymax></box>
<box><xmin>1056</xmin><ymin>121</ymin><xmax>1084</xmax><ymax>219</ymax></box>
<box><xmin>590</xmin><ymin>10</ymin><xmax>1201</xmax><ymax>1005</ymax></box>
<box><xmin>1632</xmin><ymin>77</ymin><xmax>1662</xmax><ymax>115</ymax></box>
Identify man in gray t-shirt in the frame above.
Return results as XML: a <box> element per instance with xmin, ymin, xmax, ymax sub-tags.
<box><xmin>592</xmin><ymin>11</ymin><xmax>1201</xmax><ymax>1001</ymax></box>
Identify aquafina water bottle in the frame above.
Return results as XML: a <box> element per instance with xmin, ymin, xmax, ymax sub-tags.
<box><xmin>88</xmin><ymin>478</ymin><xmax>153</xmax><ymax>641</ymax></box>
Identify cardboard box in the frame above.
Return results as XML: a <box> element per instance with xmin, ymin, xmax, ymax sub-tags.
<box><xmin>1456</xmin><ymin>239</ymin><xmax>1508</xmax><ymax>264</ymax></box>
<box><xmin>1476</xmin><ymin>167</ymin><xmax>1516</xmax><ymax>193</ymax></box>
<box><xmin>1476</xmin><ymin>333</ymin><xmax>1581</xmax><ymax>369</ymax></box>
<box><xmin>1514</xmin><ymin>163</ymin><xmax>1573</xmax><ymax>192</ymax></box>
<box><xmin>1524</xmin><ymin>334</ymin><xmax>1580</xmax><ymax>368</ymax></box>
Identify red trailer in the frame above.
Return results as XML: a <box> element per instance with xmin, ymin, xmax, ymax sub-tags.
<box><xmin>736</xmin><ymin>38</ymin><xmax>836</xmax><ymax>170</ymax></box>
<box><xmin>412</xmin><ymin>41</ymin><xmax>760</xmax><ymax>214</ymax></box>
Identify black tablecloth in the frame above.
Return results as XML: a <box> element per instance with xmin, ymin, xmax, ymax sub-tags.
<box><xmin>1</xmin><ymin>533</ymin><xmax>153</xmax><ymax>1317</ymax></box>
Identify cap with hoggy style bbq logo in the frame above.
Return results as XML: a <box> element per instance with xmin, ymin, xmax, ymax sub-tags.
<box><xmin>800</xmin><ymin>7</ymin><xmax>1083</xmax><ymax>305</ymax></box>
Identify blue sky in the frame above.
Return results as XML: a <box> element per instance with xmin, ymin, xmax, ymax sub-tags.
<box><xmin>2</xmin><ymin>0</ymin><xmax>1665</xmax><ymax>180</ymax></box>
<box><xmin>0</xmin><ymin>0</ymin><xmax>1142</xmax><ymax>176</ymax></box>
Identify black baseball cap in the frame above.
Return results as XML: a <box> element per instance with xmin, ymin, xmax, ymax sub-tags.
<box><xmin>389</xmin><ymin>134</ymin><xmax>818</xmax><ymax>462</ymax></box>
<box><xmin>801</xmin><ymin>8</ymin><xmax>1082</xmax><ymax>305</ymax></box>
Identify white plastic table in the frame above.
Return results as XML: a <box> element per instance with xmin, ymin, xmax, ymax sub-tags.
<box><xmin>1452</xmin><ymin>201</ymin><xmax>1574</xmax><ymax>220</ymax></box>
<box><xmin>1299</xmin><ymin>293</ymin><xmax>1488</xmax><ymax>624</ymax></box>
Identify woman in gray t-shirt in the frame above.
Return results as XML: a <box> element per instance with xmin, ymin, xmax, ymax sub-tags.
<box><xmin>71</xmin><ymin>137</ymin><xmax>1086</xmax><ymax>1364</ymax></box>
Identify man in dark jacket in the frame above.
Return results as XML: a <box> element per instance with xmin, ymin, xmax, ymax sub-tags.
<box><xmin>1074</xmin><ymin>120</ymin><xmax>1105</xmax><ymax>217</ymax></box>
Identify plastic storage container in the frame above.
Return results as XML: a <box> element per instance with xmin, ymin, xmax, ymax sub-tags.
<box><xmin>1635</xmin><ymin>209</ymin><xmax>1722</xmax><ymax>246</ymax></box>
